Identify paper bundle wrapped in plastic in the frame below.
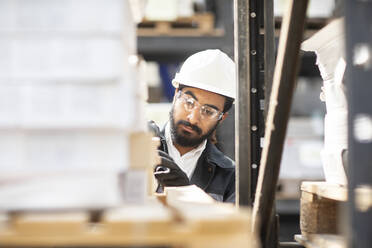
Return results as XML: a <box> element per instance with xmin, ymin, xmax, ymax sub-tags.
<box><xmin>301</xmin><ymin>18</ymin><xmax>348</xmax><ymax>185</ymax></box>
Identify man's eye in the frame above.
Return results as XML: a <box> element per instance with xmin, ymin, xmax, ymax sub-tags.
<box><xmin>202</xmin><ymin>107</ymin><xmax>215</xmax><ymax>116</ymax></box>
<box><xmin>185</xmin><ymin>98</ymin><xmax>194</xmax><ymax>106</ymax></box>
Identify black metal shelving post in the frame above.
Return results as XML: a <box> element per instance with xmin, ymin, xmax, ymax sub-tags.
<box><xmin>234</xmin><ymin>0</ymin><xmax>269</xmax><ymax>207</ymax></box>
<box><xmin>345</xmin><ymin>1</ymin><xmax>372</xmax><ymax>247</ymax></box>
<box><xmin>234</xmin><ymin>0</ymin><xmax>252</xmax><ymax>206</ymax></box>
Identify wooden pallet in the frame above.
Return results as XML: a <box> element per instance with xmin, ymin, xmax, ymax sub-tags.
<box><xmin>295</xmin><ymin>234</ymin><xmax>346</xmax><ymax>248</ymax></box>
<box><xmin>295</xmin><ymin>181</ymin><xmax>347</xmax><ymax>248</ymax></box>
<box><xmin>137</xmin><ymin>13</ymin><xmax>224</xmax><ymax>37</ymax></box>
<box><xmin>300</xmin><ymin>181</ymin><xmax>347</xmax><ymax>237</ymax></box>
<box><xmin>0</xmin><ymin>185</ymin><xmax>257</xmax><ymax>248</ymax></box>
<box><xmin>301</xmin><ymin>181</ymin><xmax>347</xmax><ymax>202</ymax></box>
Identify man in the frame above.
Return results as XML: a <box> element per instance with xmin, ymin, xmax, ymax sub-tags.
<box><xmin>149</xmin><ymin>49</ymin><xmax>236</xmax><ymax>203</ymax></box>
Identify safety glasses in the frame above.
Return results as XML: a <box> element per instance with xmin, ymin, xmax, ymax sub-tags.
<box><xmin>176</xmin><ymin>91</ymin><xmax>223</xmax><ymax>121</ymax></box>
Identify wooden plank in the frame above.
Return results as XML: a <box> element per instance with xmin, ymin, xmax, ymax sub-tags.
<box><xmin>252</xmin><ymin>0</ymin><xmax>309</xmax><ymax>244</ymax></box>
<box><xmin>301</xmin><ymin>181</ymin><xmax>347</xmax><ymax>202</ymax></box>
<box><xmin>137</xmin><ymin>13</ymin><xmax>224</xmax><ymax>37</ymax></box>
<box><xmin>129</xmin><ymin>131</ymin><xmax>160</xmax><ymax>170</ymax></box>
<box><xmin>0</xmin><ymin>216</ymin><xmax>255</xmax><ymax>247</ymax></box>
<box><xmin>164</xmin><ymin>186</ymin><xmax>255</xmax><ymax>241</ymax></box>
<box><xmin>10</xmin><ymin>212</ymin><xmax>89</xmax><ymax>235</ymax></box>
<box><xmin>102</xmin><ymin>201</ymin><xmax>174</xmax><ymax>235</ymax></box>
<box><xmin>129</xmin><ymin>131</ymin><xmax>160</xmax><ymax>196</ymax></box>
<box><xmin>295</xmin><ymin>234</ymin><xmax>346</xmax><ymax>248</ymax></box>
<box><xmin>0</xmin><ymin>190</ymin><xmax>257</xmax><ymax>247</ymax></box>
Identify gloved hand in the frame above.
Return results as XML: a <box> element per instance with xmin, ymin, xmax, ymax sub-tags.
<box><xmin>154</xmin><ymin>150</ymin><xmax>190</xmax><ymax>187</ymax></box>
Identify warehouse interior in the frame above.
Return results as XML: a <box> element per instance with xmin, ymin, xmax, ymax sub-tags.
<box><xmin>0</xmin><ymin>0</ymin><xmax>371</xmax><ymax>248</ymax></box>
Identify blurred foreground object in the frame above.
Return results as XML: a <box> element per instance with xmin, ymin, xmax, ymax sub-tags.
<box><xmin>0</xmin><ymin>0</ymin><xmax>151</xmax><ymax>210</ymax></box>
<box><xmin>0</xmin><ymin>185</ymin><xmax>259</xmax><ymax>248</ymax></box>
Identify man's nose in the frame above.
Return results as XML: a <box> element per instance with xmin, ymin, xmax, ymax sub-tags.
<box><xmin>186</xmin><ymin>107</ymin><xmax>201</xmax><ymax>124</ymax></box>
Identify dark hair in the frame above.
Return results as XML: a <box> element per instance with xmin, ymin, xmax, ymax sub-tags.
<box><xmin>177</xmin><ymin>84</ymin><xmax>234</xmax><ymax>113</ymax></box>
<box><xmin>223</xmin><ymin>96</ymin><xmax>234</xmax><ymax>112</ymax></box>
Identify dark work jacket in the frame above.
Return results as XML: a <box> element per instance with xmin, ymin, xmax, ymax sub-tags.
<box><xmin>151</xmin><ymin>123</ymin><xmax>236</xmax><ymax>203</ymax></box>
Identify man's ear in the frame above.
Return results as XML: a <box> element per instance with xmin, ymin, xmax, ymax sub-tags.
<box><xmin>220</xmin><ymin>112</ymin><xmax>229</xmax><ymax>123</ymax></box>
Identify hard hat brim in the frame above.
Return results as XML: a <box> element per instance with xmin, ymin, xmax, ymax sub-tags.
<box><xmin>172</xmin><ymin>78</ymin><xmax>235</xmax><ymax>99</ymax></box>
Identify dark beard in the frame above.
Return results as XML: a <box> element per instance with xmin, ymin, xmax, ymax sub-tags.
<box><xmin>169</xmin><ymin>108</ymin><xmax>219</xmax><ymax>147</ymax></box>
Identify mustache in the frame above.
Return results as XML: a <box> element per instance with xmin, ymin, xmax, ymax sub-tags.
<box><xmin>176</xmin><ymin>120</ymin><xmax>202</xmax><ymax>135</ymax></box>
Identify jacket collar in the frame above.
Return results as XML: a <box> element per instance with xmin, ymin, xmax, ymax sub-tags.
<box><xmin>204</xmin><ymin>142</ymin><xmax>235</xmax><ymax>169</ymax></box>
<box><xmin>190</xmin><ymin>141</ymin><xmax>235</xmax><ymax>190</ymax></box>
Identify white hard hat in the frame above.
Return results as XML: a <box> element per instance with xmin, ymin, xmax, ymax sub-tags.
<box><xmin>172</xmin><ymin>49</ymin><xmax>236</xmax><ymax>99</ymax></box>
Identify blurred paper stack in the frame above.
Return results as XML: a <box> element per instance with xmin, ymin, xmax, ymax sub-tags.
<box><xmin>302</xmin><ymin>18</ymin><xmax>348</xmax><ymax>185</ymax></box>
<box><xmin>0</xmin><ymin>0</ymin><xmax>149</xmax><ymax>210</ymax></box>
<box><xmin>274</xmin><ymin>0</ymin><xmax>335</xmax><ymax>18</ymax></box>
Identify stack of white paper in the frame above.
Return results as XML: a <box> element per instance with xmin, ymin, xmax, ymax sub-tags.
<box><xmin>301</xmin><ymin>18</ymin><xmax>348</xmax><ymax>185</ymax></box>
<box><xmin>0</xmin><ymin>171</ymin><xmax>123</xmax><ymax>211</ymax></box>
<box><xmin>0</xmin><ymin>0</ymin><xmax>148</xmax><ymax>210</ymax></box>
